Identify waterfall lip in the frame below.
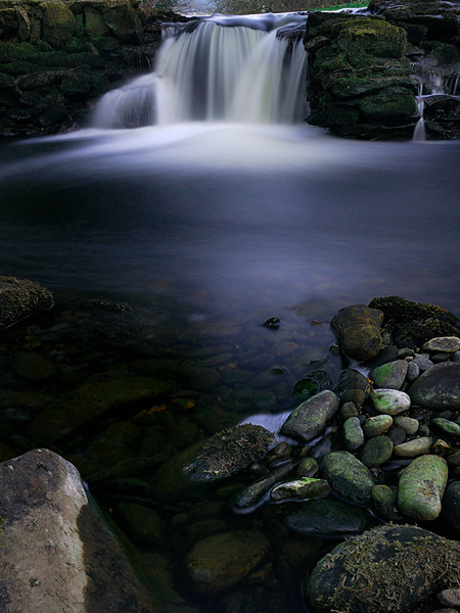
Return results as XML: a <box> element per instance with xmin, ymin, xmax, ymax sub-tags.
<box><xmin>202</xmin><ymin>12</ymin><xmax>308</xmax><ymax>32</ymax></box>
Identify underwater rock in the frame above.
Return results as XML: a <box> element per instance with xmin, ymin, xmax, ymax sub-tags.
<box><xmin>409</xmin><ymin>362</ymin><xmax>460</xmax><ymax>410</ymax></box>
<box><xmin>231</xmin><ymin>462</ymin><xmax>293</xmax><ymax>513</ymax></box>
<box><xmin>398</xmin><ymin>454</ymin><xmax>448</xmax><ymax>520</ymax></box>
<box><xmin>285</xmin><ymin>497</ymin><xmax>376</xmax><ymax>538</ymax></box>
<box><xmin>183</xmin><ymin>423</ymin><xmax>275</xmax><ymax>484</ymax></box>
<box><xmin>185</xmin><ymin>529</ymin><xmax>270</xmax><ymax>595</ymax></box>
<box><xmin>116</xmin><ymin>502</ymin><xmax>164</xmax><ymax>547</ymax></box>
<box><xmin>0</xmin><ymin>276</ymin><xmax>54</xmax><ymax>328</ymax></box>
<box><xmin>320</xmin><ymin>450</ymin><xmax>375</xmax><ymax>506</ymax></box>
<box><xmin>280</xmin><ymin>390</ymin><xmax>339</xmax><ymax>443</ymax></box>
<box><xmin>306</xmin><ymin>524</ymin><xmax>460</xmax><ymax>613</ymax></box>
<box><xmin>330</xmin><ymin>304</ymin><xmax>384</xmax><ymax>361</ymax></box>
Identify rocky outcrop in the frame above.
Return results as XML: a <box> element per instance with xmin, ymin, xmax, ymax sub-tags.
<box><xmin>0</xmin><ymin>0</ymin><xmax>184</xmax><ymax>135</ymax></box>
<box><xmin>0</xmin><ymin>448</ymin><xmax>154</xmax><ymax>612</ymax></box>
<box><xmin>305</xmin><ymin>0</ymin><xmax>460</xmax><ymax>140</ymax></box>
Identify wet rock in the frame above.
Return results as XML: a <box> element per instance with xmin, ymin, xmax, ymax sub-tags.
<box><xmin>306</xmin><ymin>524</ymin><xmax>460</xmax><ymax>613</ymax></box>
<box><xmin>393</xmin><ymin>436</ymin><xmax>433</xmax><ymax>458</ymax></box>
<box><xmin>330</xmin><ymin>304</ymin><xmax>384</xmax><ymax>361</ymax></box>
<box><xmin>398</xmin><ymin>454</ymin><xmax>448</xmax><ymax>520</ymax></box>
<box><xmin>394</xmin><ymin>415</ymin><xmax>419</xmax><ymax>435</ymax></box>
<box><xmin>292</xmin><ymin>369</ymin><xmax>332</xmax><ymax>399</ymax></box>
<box><xmin>0</xmin><ymin>276</ymin><xmax>54</xmax><ymax>328</ymax></box>
<box><xmin>360</xmin><ymin>435</ymin><xmax>394</xmax><ymax>467</ymax></box>
<box><xmin>185</xmin><ymin>529</ymin><xmax>270</xmax><ymax>595</ymax></box>
<box><xmin>0</xmin><ymin>449</ymin><xmax>153</xmax><ymax>613</ymax></box>
<box><xmin>338</xmin><ymin>401</ymin><xmax>358</xmax><ymax>421</ymax></box>
<box><xmin>280</xmin><ymin>390</ymin><xmax>339</xmax><ymax>443</ymax></box>
<box><xmin>270</xmin><ymin>477</ymin><xmax>330</xmax><ymax>502</ymax></box>
<box><xmin>370</xmin><ymin>388</ymin><xmax>411</xmax><ymax>415</ymax></box>
<box><xmin>320</xmin><ymin>450</ymin><xmax>375</xmax><ymax>506</ymax></box>
<box><xmin>409</xmin><ymin>363</ymin><xmax>460</xmax><ymax>410</ymax></box>
<box><xmin>231</xmin><ymin>463</ymin><xmax>293</xmax><ymax>513</ymax></box>
<box><xmin>369</xmin><ymin>359</ymin><xmax>408</xmax><ymax>390</ymax></box>
<box><xmin>284</xmin><ymin>498</ymin><xmax>376</xmax><ymax>538</ymax></box>
<box><xmin>362</xmin><ymin>414</ymin><xmax>393</xmax><ymax>437</ymax></box>
<box><xmin>341</xmin><ymin>417</ymin><xmax>364</xmax><ymax>451</ymax></box>
<box><xmin>297</xmin><ymin>457</ymin><xmax>319</xmax><ymax>478</ymax></box>
<box><xmin>432</xmin><ymin>418</ymin><xmax>460</xmax><ymax>438</ymax></box>
<box><xmin>183</xmin><ymin>424</ymin><xmax>275</xmax><ymax>484</ymax></box>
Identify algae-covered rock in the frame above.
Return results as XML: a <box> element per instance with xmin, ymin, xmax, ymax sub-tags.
<box><xmin>185</xmin><ymin>529</ymin><xmax>270</xmax><ymax>595</ymax></box>
<box><xmin>369</xmin><ymin>359</ymin><xmax>408</xmax><ymax>390</ymax></box>
<box><xmin>281</xmin><ymin>390</ymin><xmax>340</xmax><ymax>443</ymax></box>
<box><xmin>320</xmin><ymin>450</ymin><xmax>375</xmax><ymax>506</ymax></box>
<box><xmin>398</xmin><ymin>454</ymin><xmax>448</xmax><ymax>520</ymax></box>
<box><xmin>330</xmin><ymin>304</ymin><xmax>384</xmax><ymax>361</ymax></box>
<box><xmin>183</xmin><ymin>423</ymin><xmax>275</xmax><ymax>484</ymax></box>
<box><xmin>0</xmin><ymin>276</ymin><xmax>54</xmax><ymax>328</ymax></box>
<box><xmin>306</xmin><ymin>524</ymin><xmax>460</xmax><ymax>613</ymax></box>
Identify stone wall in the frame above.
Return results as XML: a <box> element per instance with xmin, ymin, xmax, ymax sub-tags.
<box><xmin>0</xmin><ymin>0</ymin><xmax>184</xmax><ymax>135</ymax></box>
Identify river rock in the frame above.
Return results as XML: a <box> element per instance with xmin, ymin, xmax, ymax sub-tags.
<box><xmin>409</xmin><ymin>363</ymin><xmax>460</xmax><ymax>410</ymax></box>
<box><xmin>398</xmin><ymin>454</ymin><xmax>448</xmax><ymax>520</ymax></box>
<box><xmin>362</xmin><ymin>414</ymin><xmax>393</xmax><ymax>437</ymax></box>
<box><xmin>422</xmin><ymin>336</ymin><xmax>460</xmax><ymax>354</ymax></box>
<box><xmin>284</xmin><ymin>498</ymin><xmax>376</xmax><ymax>538</ymax></box>
<box><xmin>371</xmin><ymin>484</ymin><xmax>401</xmax><ymax>522</ymax></box>
<box><xmin>342</xmin><ymin>416</ymin><xmax>364</xmax><ymax>451</ymax></box>
<box><xmin>183</xmin><ymin>423</ymin><xmax>275</xmax><ymax>484</ymax></box>
<box><xmin>394</xmin><ymin>415</ymin><xmax>419</xmax><ymax>435</ymax></box>
<box><xmin>330</xmin><ymin>304</ymin><xmax>384</xmax><ymax>361</ymax></box>
<box><xmin>0</xmin><ymin>449</ymin><xmax>153</xmax><ymax>613</ymax></box>
<box><xmin>185</xmin><ymin>529</ymin><xmax>270</xmax><ymax>595</ymax></box>
<box><xmin>369</xmin><ymin>359</ymin><xmax>408</xmax><ymax>390</ymax></box>
<box><xmin>320</xmin><ymin>450</ymin><xmax>375</xmax><ymax>506</ymax></box>
<box><xmin>432</xmin><ymin>418</ymin><xmax>460</xmax><ymax>438</ymax></box>
<box><xmin>0</xmin><ymin>276</ymin><xmax>54</xmax><ymax>328</ymax></box>
<box><xmin>305</xmin><ymin>524</ymin><xmax>460</xmax><ymax>613</ymax></box>
<box><xmin>370</xmin><ymin>388</ymin><xmax>411</xmax><ymax>415</ymax></box>
<box><xmin>360</xmin><ymin>435</ymin><xmax>394</xmax><ymax>467</ymax></box>
<box><xmin>270</xmin><ymin>477</ymin><xmax>330</xmax><ymax>502</ymax></box>
<box><xmin>407</xmin><ymin>360</ymin><xmax>420</xmax><ymax>381</ymax></box>
<box><xmin>393</xmin><ymin>436</ymin><xmax>433</xmax><ymax>458</ymax></box>
<box><xmin>297</xmin><ymin>457</ymin><xmax>319</xmax><ymax>478</ymax></box>
<box><xmin>280</xmin><ymin>390</ymin><xmax>339</xmax><ymax>443</ymax></box>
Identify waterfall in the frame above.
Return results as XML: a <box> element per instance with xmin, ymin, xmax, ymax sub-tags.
<box><xmin>92</xmin><ymin>13</ymin><xmax>308</xmax><ymax>129</ymax></box>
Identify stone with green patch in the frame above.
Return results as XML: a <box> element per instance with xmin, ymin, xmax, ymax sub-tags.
<box><xmin>398</xmin><ymin>454</ymin><xmax>448</xmax><ymax>520</ymax></box>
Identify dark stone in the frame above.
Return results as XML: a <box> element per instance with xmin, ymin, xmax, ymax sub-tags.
<box><xmin>409</xmin><ymin>362</ymin><xmax>460</xmax><ymax>410</ymax></box>
<box><xmin>330</xmin><ymin>304</ymin><xmax>384</xmax><ymax>361</ymax></box>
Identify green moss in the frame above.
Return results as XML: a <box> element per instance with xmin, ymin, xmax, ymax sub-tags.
<box><xmin>0</xmin><ymin>41</ymin><xmax>37</xmax><ymax>63</ymax></box>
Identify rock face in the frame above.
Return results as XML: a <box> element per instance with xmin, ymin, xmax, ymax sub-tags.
<box><xmin>306</xmin><ymin>525</ymin><xmax>460</xmax><ymax>613</ymax></box>
<box><xmin>0</xmin><ymin>276</ymin><xmax>54</xmax><ymax>328</ymax></box>
<box><xmin>0</xmin><ymin>0</ymin><xmax>184</xmax><ymax>135</ymax></box>
<box><xmin>0</xmin><ymin>448</ymin><xmax>154</xmax><ymax>613</ymax></box>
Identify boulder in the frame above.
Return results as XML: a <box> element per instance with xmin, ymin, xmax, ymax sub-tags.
<box><xmin>330</xmin><ymin>304</ymin><xmax>384</xmax><ymax>361</ymax></box>
<box><xmin>409</xmin><ymin>362</ymin><xmax>460</xmax><ymax>410</ymax></box>
<box><xmin>0</xmin><ymin>449</ymin><xmax>154</xmax><ymax>613</ymax></box>
<box><xmin>306</xmin><ymin>524</ymin><xmax>460</xmax><ymax>613</ymax></box>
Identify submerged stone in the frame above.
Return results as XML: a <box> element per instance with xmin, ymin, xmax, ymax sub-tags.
<box><xmin>183</xmin><ymin>423</ymin><xmax>275</xmax><ymax>484</ymax></box>
<box><xmin>185</xmin><ymin>529</ymin><xmax>270</xmax><ymax>595</ymax></box>
<box><xmin>330</xmin><ymin>304</ymin><xmax>384</xmax><ymax>361</ymax></box>
<box><xmin>398</xmin><ymin>454</ymin><xmax>448</xmax><ymax>520</ymax></box>
<box><xmin>409</xmin><ymin>362</ymin><xmax>460</xmax><ymax>410</ymax></box>
<box><xmin>280</xmin><ymin>390</ymin><xmax>340</xmax><ymax>443</ymax></box>
<box><xmin>231</xmin><ymin>462</ymin><xmax>293</xmax><ymax>513</ymax></box>
<box><xmin>320</xmin><ymin>450</ymin><xmax>375</xmax><ymax>506</ymax></box>
<box><xmin>285</xmin><ymin>497</ymin><xmax>375</xmax><ymax>538</ymax></box>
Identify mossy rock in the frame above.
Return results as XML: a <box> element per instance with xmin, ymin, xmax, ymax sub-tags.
<box><xmin>41</xmin><ymin>2</ymin><xmax>85</xmax><ymax>48</ymax></box>
<box><xmin>101</xmin><ymin>3</ymin><xmax>142</xmax><ymax>41</ymax></box>
<box><xmin>0</xmin><ymin>42</ymin><xmax>37</xmax><ymax>64</ymax></box>
<box><xmin>306</xmin><ymin>524</ymin><xmax>460</xmax><ymax>613</ymax></box>
<box><xmin>357</xmin><ymin>87</ymin><xmax>417</xmax><ymax>120</ymax></box>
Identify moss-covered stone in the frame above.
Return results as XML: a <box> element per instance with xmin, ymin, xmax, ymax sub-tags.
<box><xmin>41</xmin><ymin>2</ymin><xmax>85</xmax><ymax>48</ymax></box>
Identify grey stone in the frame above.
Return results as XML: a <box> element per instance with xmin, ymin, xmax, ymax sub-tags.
<box><xmin>320</xmin><ymin>450</ymin><xmax>374</xmax><ymax>506</ymax></box>
<box><xmin>422</xmin><ymin>336</ymin><xmax>460</xmax><ymax>354</ymax></box>
<box><xmin>394</xmin><ymin>416</ymin><xmax>419</xmax><ymax>435</ymax></box>
<box><xmin>412</xmin><ymin>356</ymin><xmax>434</xmax><ymax>372</ymax></box>
<box><xmin>281</xmin><ymin>390</ymin><xmax>340</xmax><ymax>443</ymax></box>
<box><xmin>438</xmin><ymin>588</ymin><xmax>460</xmax><ymax>607</ymax></box>
<box><xmin>393</xmin><ymin>436</ymin><xmax>433</xmax><ymax>458</ymax></box>
<box><xmin>409</xmin><ymin>362</ymin><xmax>460</xmax><ymax>410</ymax></box>
<box><xmin>0</xmin><ymin>449</ymin><xmax>153</xmax><ymax>613</ymax></box>
<box><xmin>369</xmin><ymin>359</ymin><xmax>408</xmax><ymax>390</ymax></box>
<box><xmin>398</xmin><ymin>454</ymin><xmax>448</xmax><ymax>520</ymax></box>
<box><xmin>387</xmin><ymin>426</ymin><xmax>407</xmax><ymax>445</ymax></box>
<box><xmin>407</xmin><ymin>361</ymin><xmax>420</xmax><ymax>381</ymax></box>
<box><xmin>370</xmin><ymin>388</ymin><xmax>411</xmax><ymax>415</ymax></box>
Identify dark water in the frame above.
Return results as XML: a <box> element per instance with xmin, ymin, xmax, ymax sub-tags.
<box><xmin>1</xmin><ymin>122</ymin><xmax>460</xmax><ymax>612</ymax></box>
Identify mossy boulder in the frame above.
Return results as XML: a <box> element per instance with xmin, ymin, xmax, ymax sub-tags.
<box><xmin>330</xmin><ymin>304</ymin><xmax>384</xmax><ymax>361</ymax></box>
<box><xmin>41</xmin><ymin>2</ymin><xmax>85</xmax><ymax>48</ymax></box>
<box><xmin>306</xmin><ymin>524</ymin><xmax>460</xmax><ymax>613</ymax></box>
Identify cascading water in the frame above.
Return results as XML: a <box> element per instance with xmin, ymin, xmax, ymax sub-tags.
<box><xmin>92</xmin><ymin>13</ymin><xmax>309</xmax><ymax>129</ymax></box>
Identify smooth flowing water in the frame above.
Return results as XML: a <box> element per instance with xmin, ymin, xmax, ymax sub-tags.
<box><xmin>1</xmin><ymin>12</ymin><xmax>460</xmax><ymax>612</ymax></box>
